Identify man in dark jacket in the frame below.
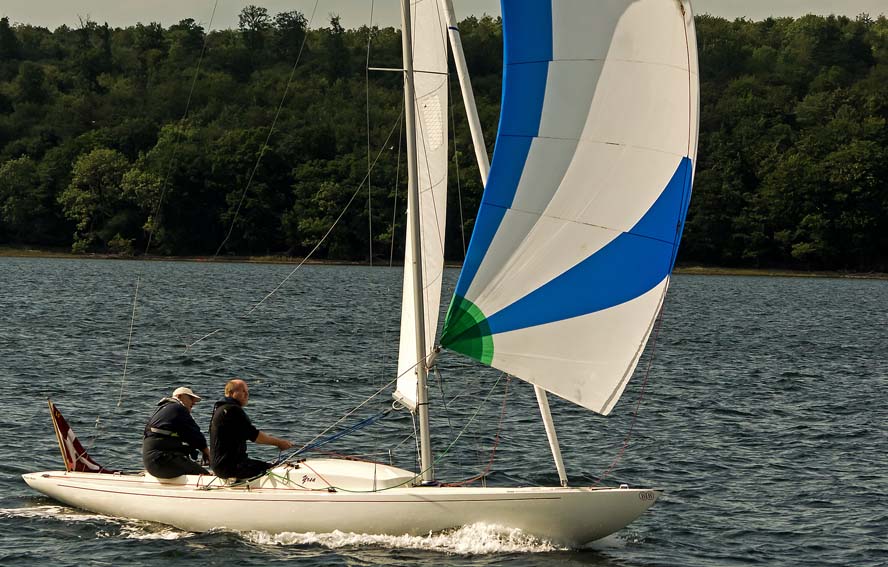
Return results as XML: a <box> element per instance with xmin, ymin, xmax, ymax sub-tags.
<box><xmin>142</xmin><ymin>387</ymin><xmax>210</xmax><ymax>478</ymax></box>
<box><xmin>209</xmin><ymin>379</ymin><xmax>293</xmax><ymax>480</ymax></box>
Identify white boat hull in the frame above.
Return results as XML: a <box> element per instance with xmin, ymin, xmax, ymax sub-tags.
<box><xmin>23</xmin><ymin>459</ymin><xmax>660</xmax><ymax>546</ymax></box>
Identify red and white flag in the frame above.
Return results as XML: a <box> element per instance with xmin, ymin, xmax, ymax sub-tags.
<box><xmin>48</xmin><ymin>400</ymin><xmax>117</xmax><ymax>474</ymax></box>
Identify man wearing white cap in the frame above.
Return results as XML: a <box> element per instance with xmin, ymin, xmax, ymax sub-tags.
<box><xmin>142</xmin><ymin>387</ymin><xmax>211</xmax><ymax>478</ymax></box>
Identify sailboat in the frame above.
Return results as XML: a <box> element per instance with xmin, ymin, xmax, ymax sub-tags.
<box><xmin>23</xmin><ymin>0</ymin><xmax>699</xmax><ymax>546</ymax></box>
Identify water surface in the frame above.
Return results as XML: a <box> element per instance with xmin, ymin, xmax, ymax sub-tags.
<box><xmin>0</xmin><ymin>258</ymin><xmax>885</xmax><ymax>566</ymax></box>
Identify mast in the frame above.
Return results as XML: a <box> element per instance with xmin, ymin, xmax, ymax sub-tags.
<box><xmin>401</xmin><ymin>0</ymin><xmax>434</xmax><ymax>483</ymax></box>
<box><xmin>440</xmin><ymin>0</ymin><xmax>490</xmax><ymax>182</ymax></box>
<box><xmin>441</xmin><ymin>0</ymin><xmax>567</xmax><ymax>483</ymax></box>
<box><xmin>535</xmin><ymin>385</ymin><xmax>568</xmax><ymax>486</ymax></box>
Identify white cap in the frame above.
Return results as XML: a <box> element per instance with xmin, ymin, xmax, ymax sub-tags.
<box><xmin>172</xmin><ymin>387</ymin><xmax>201</xmax><ymax>401</ymax></box>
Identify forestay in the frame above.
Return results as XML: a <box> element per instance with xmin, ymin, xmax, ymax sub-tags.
<box><xmin>394</xmin><ymin>0</ymin><xmax>450</xmax><ymax>409</ymax></box>
<box><xmin>440</xmin><ymin>0</ymin><xmax>700</xmax><ymax>415</ymax></box>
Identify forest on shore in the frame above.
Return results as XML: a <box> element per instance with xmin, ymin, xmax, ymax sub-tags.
<box><xmin>0</xmin><ymin>9</ymin><xmax>886</xmax><ymax>271</ymax></box>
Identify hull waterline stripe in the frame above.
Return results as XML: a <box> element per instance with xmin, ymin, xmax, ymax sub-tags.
<box><xmin>52</xmin><ymin>482</ymin><xmax>566</xmax><ymax>503</ymax></box>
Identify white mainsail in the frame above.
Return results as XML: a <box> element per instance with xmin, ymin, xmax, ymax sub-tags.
<box><xmin>441</xmin><ymin>0</ymin><xmax>700</xmax><ymax>415</ymax></box>
<box><xmin>394</xmin><ymin>0</ymin><xmax>450</xmax><ymax>409</ymax></box>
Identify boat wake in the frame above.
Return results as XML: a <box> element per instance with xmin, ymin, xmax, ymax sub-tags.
<box><xmin>1</xmin><ymin>504</ymin><xmax>112</xmax><ymax>524</ymax></box>
<box><xmin>110</xmin><ymin>524</ymin><xmax>187</xmax><ymax>540</ymax></box>
<box><xmin>0</xmin><ymin>505</ymin><xmax>187</xmax><ymax>540</ymax></box>
<box><xmin>582</xmin><ymin>533</ymin><xmax>633</xmax><ymax>550</ymax></box>
<box><xmin>244</xmin><ymin>523</ymin><xmax>565</xmax><ymax>554</ymax></box>
<box><xmin>1</xmin><ymin>507</ymin><xmax>595</xmax><ymax>553</ymax></box>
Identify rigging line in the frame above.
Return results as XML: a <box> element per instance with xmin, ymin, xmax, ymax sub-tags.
<box><xmin>432</xmin><ymin>365</ymin><xmax>461</xmax><ymax>468</ymax></box>
<box><xmin>307</xmin><ymin>449</ymin><xmax>394</xmax><ymax>461</ymax></box>
<box><xmin>251</xmin><ymin>372</ymin><xmax>509</xmax><ymax>496</ymax></box>
<box><xmin>365</xmin><ymin>0</ymin><xmax>375</xmax><ymax>266</ymax></box>
<box><xmin>436</xmin><ymin>371</ymin><xmax>479</xmax><ymax>408</ymax></box>
<box><xmin>146</xmin><ymin>0</ymin><xmax>220</xmax><ymax>258</ymax></box>
<box><xmin>362</xmin><ymin>0</ymin><xmax>387</xmax><ymax>414</ymax></box>
<box><xmin>212</xmin><ymin>0</ymin><xmax>320</xmax><ymax>259</ymax></box>
<box><xmin>183</xmin><ymin>328</ymin><xmax>221</xmax><ymax>350</ymax></box>
<box><xmin>285</xmin><ymin>409</ymin><xmax>391</xmax><ymax>457</ymax></box>
<box><xmin>116</xmin><ymin>275</ymin><xmax>141</xmax><ymax>408</ymax></box>
<box><xmin>402</xmin><ymin>372</ymin><xmax>505</xmax><ymax>485</ymax></box>
<box><xmin>448</xmin><ymin>72</ymin><xmax>468</xmax><ymax>257</ymax></box>
<box><xmin>388</xmin><ymin>105</ymin><xmax>404</xmax><ymax>267</ymax></box>
<box><xmin>115</xmin><ymin>0</ymin><xmax>220</xmax><ymax>413</ymax></box>
<box><xmin>241</xmin><ymin>112</ymin><xmax>403</xmax><ymax>318</ymax></box>
<box><xmin>168</xmin><ymin>319</ymin><xmax>194</xmax><ymax>350</ymax></box>
<box><xmin>288</xmin><ymin>348</ymin><xmax>431</xmax><ymax>457</ymax></box>
<box><xmin>392</xmin><ymin>429</ymin><xmax>417</xmax><ymax>451</ymax></box>
<box><xmin>184</xmin><ymin>110</ymin><xmax>405</xmax><ymax>352</ymax></box>
<box><xmin>410</xmin><ymin>407</ymin><xmax>420</xmax><ymax>473</ymax></box>
<box><xmin>444</xmin><ymin>375</ymin><xmax>511</xmax><ymax>487</ymax></box>
<box><xmin>440</xmin><ymin>371</ymin><xmax>485</xmax><ymax>464</ymax></box>
<box><xmin>84</xmin><ymin>416</ymin><xmax>103</xmax><ymax>453</ymax></box>
<box><xmin>593</xmin><ymin>304</ymin><xmax>666</xmax><ymax>485</ymax></box>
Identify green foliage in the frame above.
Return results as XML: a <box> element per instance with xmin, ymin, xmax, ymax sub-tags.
<box><xmin>685</xmin><ymin>13</ymin><xmax>888</xmax><ymax>270</ymax></box>
<box><xmin>107</xmin><ymin>232</ymin><xmax>135</xmax><ymax>255</ymax></box>
<box><xmin>273</xmin><ymin>11</ymin><xmax>308</xmax><ymax>59</ymax></box>
<box><xmin>0</xmin><ymin>155</ymin><xmax>44</xmax><ymax>241</ymax></box>
<box><xmin>58</xmin><ymin>148</ymin><xmax>131</xmax><ymax>251</ymax></box>
<box><xmin>0</xmin><ymin>17</ymin><xmax>21</xmax><ymax>65</ymax></box>
<box><xmin>239</xmin><ymin>5</ymin><xmax>272</xmax><ymax>51</ymax></box>
<box><xmin>14</xmin><ymin>62</ymin><xmax>50</xmax><ymax>104</ymax></box>
<box><xmin>0</xmin><ymin>11</ymin><xmax>885</xmax><ymax>271</ymax></box>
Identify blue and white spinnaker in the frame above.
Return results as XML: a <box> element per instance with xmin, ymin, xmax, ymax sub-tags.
<box><xmin>441</xmin><ymin>0</ymin><xmax>700</xmax><ymax>415</ymax></box>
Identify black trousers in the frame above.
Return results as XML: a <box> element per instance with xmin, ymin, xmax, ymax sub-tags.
<box><xmin>213</xmin><ymin>457</ymin><xmax>272</xmax><ymax>480</ymax></box>
<box><xmin>143</xmin><ymin>449</ymin><xmax>209</xmax><ymax>478</ymax></box>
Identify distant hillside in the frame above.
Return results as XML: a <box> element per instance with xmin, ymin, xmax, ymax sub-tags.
<box><xmin>0</xmin><ymin>10</ymin><xmax>885</xmax><ymax>270</ymax></box>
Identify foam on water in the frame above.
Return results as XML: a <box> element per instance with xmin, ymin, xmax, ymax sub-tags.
<box><xmin>0</xmin><ymin>505</ymin><xmax>109</xmax><ymax>523</ymax></box>
<box><xmin>1</xmin><ymin>507</ymin><xmax>563</xmax><ymax>552</ymax></box>
<box><xmin>0</xmin><ymin>505</ymin><xmax>189</xmax><ymax>540</ymax></box>
<box><xmin>110</xmin><ymin>524</ymin><xmax>190</xmax><ymax>540</ymax></box>
<box><xmin>245</xmin><ymin>523</ymin><xmax>564</xmax><ymax>554</ymax></box>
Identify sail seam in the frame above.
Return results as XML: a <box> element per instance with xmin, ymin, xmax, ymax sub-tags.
<box><xmin>477</xmin><ymin>202</ymin><xmax>683</xmax><ymax>248</ymax></box>
<box><xmin>507</xmin><ymin>58</ymin><xmax>692</xmax><ymax>74</ymax></box>
<box><xmin>498</xmin><ymin>133</ymin><xmax>689</xmax><ymax>160</ymax></box>
<box><xmin>479</xmin><ymin>204</ymin><xmax>680</xmax><ymax>248</ymax></box>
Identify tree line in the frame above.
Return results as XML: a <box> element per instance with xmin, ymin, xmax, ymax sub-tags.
<box><xmin>0</xmin><ymin>9</ymin><xmax>885</xmax><ymax>271</ymax></box>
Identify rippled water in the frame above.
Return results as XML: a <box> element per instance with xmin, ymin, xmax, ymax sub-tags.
<box><xmin>0</xmin><ymin>258</ymin><xmax>885</xmax><ymax>566</ymax></box>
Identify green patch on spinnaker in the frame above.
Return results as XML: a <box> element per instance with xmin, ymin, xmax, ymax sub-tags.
<box><xmin>440</xmin><ymin>295</ymin><xmax>493</xmax><ymax>365</ymax></box>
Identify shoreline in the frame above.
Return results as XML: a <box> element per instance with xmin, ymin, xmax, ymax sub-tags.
<box><xmin>1</xmin><ymin>246</ymin><xmax>885</xmax><ymax>280</ymax></box>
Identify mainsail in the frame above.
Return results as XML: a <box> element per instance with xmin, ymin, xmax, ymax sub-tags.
<box><xmin>441</xmin><ymin>0</ymin><xmax>700</xmax><ymax>415</ymax></box>
<box><xmin>394</xmin><ymin>0</ymin><xmax>450</xmax><ymax>409</ymax></box>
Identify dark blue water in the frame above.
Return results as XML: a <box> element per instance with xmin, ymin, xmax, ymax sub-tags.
<box><xmin>1</xmin><ymin>258</ymin><xmax>885</xmax><ymax>566</ymax></box>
